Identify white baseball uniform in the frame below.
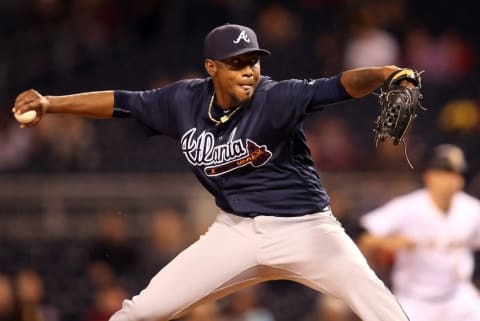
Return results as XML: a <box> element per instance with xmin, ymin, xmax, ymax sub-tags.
<box><xmin>361</xmin><ymin>188</ymin><xmax>480</xmax><ymax>321</ymax></box>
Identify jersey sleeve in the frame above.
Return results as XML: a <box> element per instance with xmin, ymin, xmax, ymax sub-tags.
<box><xmin>360</xmin><ymin>198</ymin><xmax>407</xmax><ymax>237</ymax></box>
<box><xmin>264</xmin><ymin>74</ymin><xmax>351</xmax><ymax>128</ymax></box>
<box><xmin>113</xmin><ymin>81</ymin><xmax>184</xmax><ymax>138</ymax></box>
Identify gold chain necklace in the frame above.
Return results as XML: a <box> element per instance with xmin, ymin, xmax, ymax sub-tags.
<box><xmin>208</xmin><ymin>92</ymin><xmax>242</xmax><ymax>125</ymax></box>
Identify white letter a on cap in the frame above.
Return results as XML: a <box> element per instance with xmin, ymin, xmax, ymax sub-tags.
<box><xmin>233</xmin><ymin>30</ymin><xmax>251</xmax><ymax>44</ymax></box>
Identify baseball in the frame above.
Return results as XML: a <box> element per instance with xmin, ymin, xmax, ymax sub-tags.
<box><xmin>14</xmin><ymin>110</ymin><xmax>37</xmax><ymax>124</ymax></box>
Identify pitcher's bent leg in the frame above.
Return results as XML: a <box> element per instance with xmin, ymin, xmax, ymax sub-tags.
<box><xmin>109</xmin><ymin>214</ymin><xmax>258</xmax><ymax>321</ymax></box>
<box><xmin>265</xmin><ymin>213</ymin><xmax>410</xmax><ymax>321</ymax></box>
<box><xmin>304</xmin><ymin>224</ymin><xmax>409</xmax><ymax>321</ymax></box>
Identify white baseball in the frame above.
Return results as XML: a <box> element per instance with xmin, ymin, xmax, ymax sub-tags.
<box><xmin>14</xmin><ymin>110</ymin><xmax>37</xmax><ymax>124</ymax></box>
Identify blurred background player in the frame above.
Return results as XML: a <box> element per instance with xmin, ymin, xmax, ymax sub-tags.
<box><xmin>359</xmin><ymin>144</ymin><xmax>480</xmax><ymax>321</ymax></box>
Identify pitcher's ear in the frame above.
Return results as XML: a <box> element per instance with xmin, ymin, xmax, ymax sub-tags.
<box><xmin>204</xmin><ymin>59</ymin><xmax>217</xmax><ymax>77</ymax></box>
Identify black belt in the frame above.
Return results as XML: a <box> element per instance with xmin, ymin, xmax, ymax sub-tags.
<box><xmin>242</xmin><ymin>205</ymin><xmax>331</xmax><ymax>218</ymax></box>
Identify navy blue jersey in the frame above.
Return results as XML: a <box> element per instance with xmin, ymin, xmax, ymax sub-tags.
<box><xmin>114</xmin><ymin>75</ymin><xmax>351</xmax><ymax>217</ymax></box>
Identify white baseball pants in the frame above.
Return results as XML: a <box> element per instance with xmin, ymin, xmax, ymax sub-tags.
<box><xmin>109</xmin><ymin>210</ymin><xmax>409</xmax><ymax>321</ymax></box>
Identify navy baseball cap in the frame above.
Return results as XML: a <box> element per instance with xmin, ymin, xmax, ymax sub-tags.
<box><xmin>204</xmin><ymin>24</ymin><xmax>271</xmax><ymax>60</ymax></box>
<box><xmin>426</xmin><ymin>144</ymin><xmax>467</xmax><ymax>174</ymax></box>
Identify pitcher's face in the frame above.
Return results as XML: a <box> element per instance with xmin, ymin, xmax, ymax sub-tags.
<box><xmin>205</xmin><ymin>53</ymin><xmax>261</xmax><ymax>108</ymax></box>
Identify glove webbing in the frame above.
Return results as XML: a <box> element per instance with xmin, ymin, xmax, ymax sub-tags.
<box><xmin>375</xmin><ymin>89</ymin><xmax>419</xmax><ymax>169</ymax></box>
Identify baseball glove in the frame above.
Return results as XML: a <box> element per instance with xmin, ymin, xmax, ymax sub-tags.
<box><xmin>374</xmin><ymin>68</ymin><xmax>424</xmax><ymax>168</ymax></box>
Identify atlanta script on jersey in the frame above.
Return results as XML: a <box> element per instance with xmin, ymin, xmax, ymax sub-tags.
<box><xmin>181</xmin><ymin>127</ymin><xmax>272</xmax><ymax>176</ymax></box>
